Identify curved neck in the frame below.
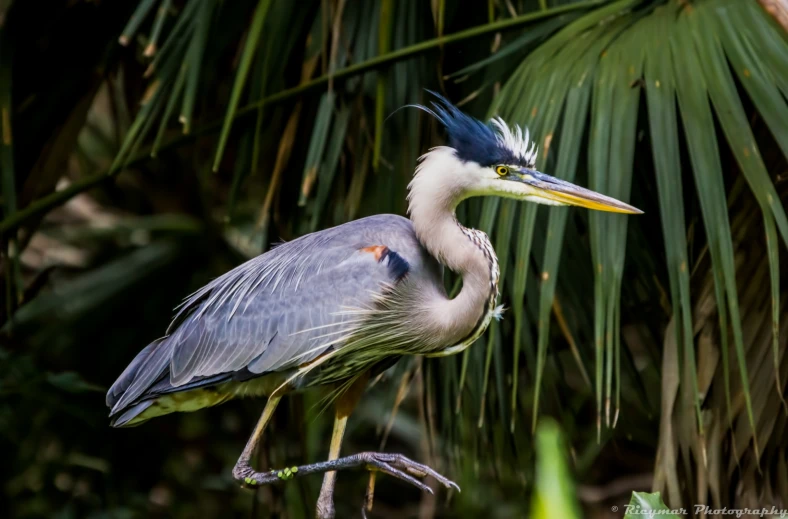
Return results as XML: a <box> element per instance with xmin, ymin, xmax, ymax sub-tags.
<box><xmin>406</xmin><ymin>148</ymin><xmax>497</xmax><ymax>345</ymax></box>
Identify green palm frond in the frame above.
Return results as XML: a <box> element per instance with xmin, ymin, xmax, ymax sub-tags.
<box><xmin>484</xmin><ymin>0</ymin><xmax>788</xmax><ymax>506</ymax></box>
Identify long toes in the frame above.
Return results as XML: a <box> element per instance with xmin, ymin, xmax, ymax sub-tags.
<box><xmin>383</xmin><ymin>454</ymin><xmax>461</xmax><ymax>492</ymax></box>
<box><xmin>408</xmin><ymin>465</ymin><xmax>460</xmax><ymax>492</ymax></box>
<box><xmin>431</xmin><ymin>473</ymin><xmax>461</xmax><ymax>492</ymax></box>
<box><xmin>368</xmin><ymin>460</ymin><xmax>434</xmax><ymax>494</ymax></box>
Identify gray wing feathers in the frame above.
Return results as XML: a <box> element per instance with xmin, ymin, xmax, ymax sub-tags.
<box><xmin>168</xmin><ymin>244</ymin><xmax>394</xmax><ymax>383</ymax></box>
<box><xmin>106</xmin><ymin>338</ymin><xmax>162</xmax><ymax>407</ymax></box>
<box><xmin>108</xmin><ymin>215</ymin><xmax>423</xmax><ymax>414</ymax></box>
<box><xmin>107</xmin><ymin>337</ymin><xmax>171</xmax><ymax>412</ymax></box>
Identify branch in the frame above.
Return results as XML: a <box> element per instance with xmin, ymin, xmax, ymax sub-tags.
<box><xmin>0</xmin><ymin>0</ymin><xmax>607</xmax><ymax>236</ymax></box>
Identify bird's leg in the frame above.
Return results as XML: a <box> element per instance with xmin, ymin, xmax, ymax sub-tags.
<box><xmin>232</xmin><ymin>394</ymin><xmax>282</xmax><ymax>486</ymax></box>
<box><xmin>316</xmin><ymin>373</ymin><xmax>369</xmax><ymax>519</ymax></box>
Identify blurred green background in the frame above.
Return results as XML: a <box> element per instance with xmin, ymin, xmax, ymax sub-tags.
<box><xmin>1</xmin><ymin>0</ymin><xmax>788</xmax><ymax>517</ymax></box>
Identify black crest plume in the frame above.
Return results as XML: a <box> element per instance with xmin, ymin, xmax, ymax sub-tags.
<box><xmin>408</xmin><ymin>91</ymin><xmax>536</xmax><ymax>168</ymax></box>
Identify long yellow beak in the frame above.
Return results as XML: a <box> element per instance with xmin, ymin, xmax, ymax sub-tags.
<box><xmin>515</xmin><ymin>168</ymin><xmax>643</xmax><ymax>214</ymax></box>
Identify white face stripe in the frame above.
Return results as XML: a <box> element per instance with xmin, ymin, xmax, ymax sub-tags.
<box><xmin>499</xmin><ymin>164</ymin><xmax>534</xmax><ymax>182</ymax></box>
<box><xmin>409</xmin><ymin>146</ymin><xmax>566</xmax><ymax>210</ymax></box>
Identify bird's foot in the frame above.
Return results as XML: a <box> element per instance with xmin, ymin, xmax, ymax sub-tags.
<box><xmin>231</xmin><ymin>451</ymin><xmax>459</xmax><ymax>496</ymax></box>
<box><xmin>352</xmin><ymin>451</ymin><xmax>460</xmax><ymax>494</ymax></box>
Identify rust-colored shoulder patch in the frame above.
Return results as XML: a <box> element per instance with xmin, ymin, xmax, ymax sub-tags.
<box><xmin>361</xmin><ymin>245</ymin><xmax>389</xmax><ymax>261</ymax></box>
<box><xmin>361</xmin><ymin>245</ymin><xmax>410</xmax><ymax>281</ymax></box>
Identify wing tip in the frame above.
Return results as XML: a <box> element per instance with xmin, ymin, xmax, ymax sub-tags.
<box><xmin>109</xmin><ymin>400</ymin><xmax>154</xmax><ymax>428</ymax></box>
<box><xmin>106</xmin><ymin>337</ymin><xmax>169</xmax><ymax>415</ymax></box>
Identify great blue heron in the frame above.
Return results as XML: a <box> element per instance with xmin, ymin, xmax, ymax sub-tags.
<box><xmin>106</xmin><ymin>93</ymin><xmax>641</xmax><ymax>517</ymax></box>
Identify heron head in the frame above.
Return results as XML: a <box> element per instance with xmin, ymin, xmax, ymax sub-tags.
<box><xmin>411</xmin><ymin>92</ymin><xmax>642</xmax><ymax>215</ymax></box>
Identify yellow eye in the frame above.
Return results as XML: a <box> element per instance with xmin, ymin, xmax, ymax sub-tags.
<box><xmin>495</xmin><ymin>165</ymin><xmax>509</xmax><ymax>176</ymax></box>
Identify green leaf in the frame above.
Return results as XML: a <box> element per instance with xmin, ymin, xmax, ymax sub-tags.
<box><xmin>534</xmin><ymin>21</ymin><xmax>613</xmax><ymax>434</ymax></box>
<box><xmin>46</xmin><ymin>372</ymin><xmax>105</xmax><ymax>394</ymax></box>
<box><xmin>152</xmin><ymin>63</ymin><xmax>187</xmax><ymax>157</ymax></box>
<box><xmin>310</xmin><ymin>103</ymin><xmax>350</xmax><ymax>231</ymax></box>
<box><xmin>144</xmin><ymin>0</ymin><xmax>172</xmax><ymax>57</ymax></box>
<box><xmin>598</xmin><ymin>20</ymin><xmax>642</xmax><ymax>428</ymax></box>
<box><xmin>492</xmin><ymin>0</ymin><xmax>639</xmax><ymax>433</ymax></box>
<box><xmin>672</xmin><ymin>4</ymin><xmax>757</xmax><ymax>455</ymax></box>
<box><xmin>119</xmin><ymin>0</ymin><xmax>158</xmax><ymax>46</ymax></box>
<box><xmin>509</xmin><ymin>200</ymin><xmax>537</xmax><ymax>433</ymax></box>
<box><xmin>299</xmin><ymin>92</ymin><xmax>335</xmax><ymax>206</ymax></box>
<box><xmin>643</xmin><ymin>5</ymin><xmax>703</xmax><ymax>500</ymax></box>
<box><xmin>212</xmin><ymin>0</ymin><xmax>272</xmax><ymax>172</ymax></box>
<box><xmin>145</xmin><ymin>0</ymin><xmax>201</xmax><ymax>77</ymax></box>
<box><xmin>447</xmin><ymin>14</ymin><xmax>573</xmax><ymax>79</ymax></box>
<box><xmin>372</xmin><ymin>0</ymin><xmax>393</xmax><ymax>172</ymax></box>
<box><xmin>531</xmin><ymin>419</ymin><xmax>581</xmax><ymax>519</ymax></box>
<box><xmin>479</xmin><ymin>199</ymin><xmax>517</xmax><ymax>428</ymax></box>
<box><xmin>180</xmin><ymin>0</ymin><xmax>214</xmax><ymax>134</ymax></box>
<box><xmin>703</xmin><ymin>0</ymin><xmax>788</xmax><ymax>425</ymax></box>
<box><xmin>1</xmin><ymin>0</ymin><xmax>610</xmax><ymax>237</ymax></box>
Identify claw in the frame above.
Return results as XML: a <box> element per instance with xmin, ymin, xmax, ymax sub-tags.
<box><xmin>369</xmin><ymin>459</ymin><xmax>434</xmax><ymax>493</ymax></box>
<box><xmin>386</xmin><ymin>453</ymin><xmax>460</xmax><ymax>492</ymax></box>
<box><xmin>357</xmin><ymin>452</ymin><xmax>459</xmax><ymax>494</ymax></box>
